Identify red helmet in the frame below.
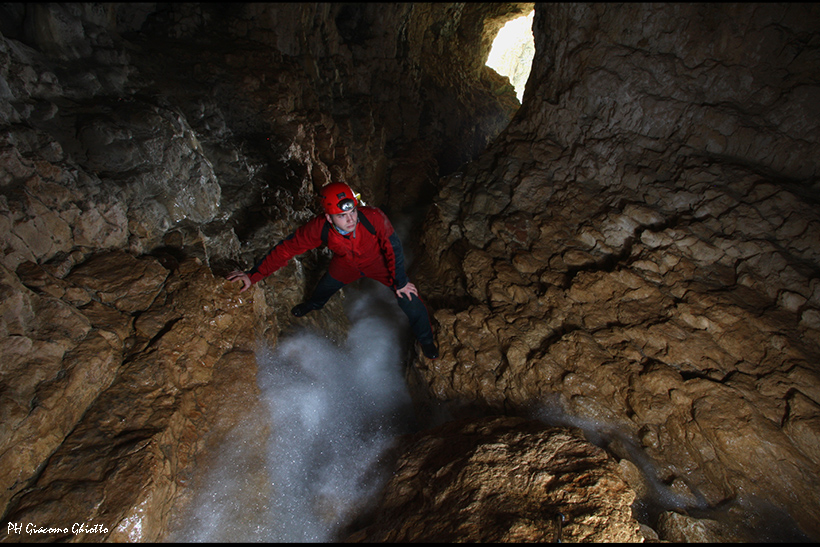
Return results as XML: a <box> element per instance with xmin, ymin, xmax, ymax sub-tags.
<box><xmin>319</xmin><ymin>182</ymin><xmax>358</xmax><ymax>214</ymax></box>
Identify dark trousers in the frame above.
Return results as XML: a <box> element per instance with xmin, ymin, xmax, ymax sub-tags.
<box><xmin>304</xmin><ymin>272</ymin><xmax>435</xmax><ymax>345</ymax></box>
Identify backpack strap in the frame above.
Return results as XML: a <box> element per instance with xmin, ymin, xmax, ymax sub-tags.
<box><xmin>357</xmin><ymin>208</ymin><xmax>377</xmax><ymax>235</ymax></box>
<box><xmin>321</xmin><ymin>221</ymin><xmax>331</xmax><ymax>246</ymax></box>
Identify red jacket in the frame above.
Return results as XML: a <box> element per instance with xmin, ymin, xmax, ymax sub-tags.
<box><xmin>247</xmin><ymin>206</ymin><xmax>409</xmax><ymax>289</ymax></box>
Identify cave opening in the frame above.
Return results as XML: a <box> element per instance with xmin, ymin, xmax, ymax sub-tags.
<box><xmin>485</xmin><ymin>10</ymin><xmax>534</xmax><ymax>103</ymax></box>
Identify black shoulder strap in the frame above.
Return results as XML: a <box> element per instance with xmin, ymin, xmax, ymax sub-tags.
<box><xmin>321</xmin><ymin>221</ymin><xmax>331</xmax><ymax>246</ymax></box>
<box><xmin>357</xmin><ymin>208</ymin><xmax>377</xmax><ymax>235</ymax></box>
<box><xmin>321</xmin><ymin>209</ymin><xmax>376</xmax><ymax>245</ymax></box>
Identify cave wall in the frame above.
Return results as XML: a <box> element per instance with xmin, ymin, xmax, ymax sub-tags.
<box><xmin>0</xmin><ymin>2</ymin><xmax>527</xmax><ymax>541</ymax></box>
<box><xmin>417</xmin><ymin>2</ymin><xmax>820</xmax><ymax>538</ymax></box>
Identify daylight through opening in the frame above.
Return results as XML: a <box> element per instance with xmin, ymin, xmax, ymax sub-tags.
<box><xmin>486</xmin><ymin>11</ymin><xmax>534</xmax><ymax>103</ymax></box>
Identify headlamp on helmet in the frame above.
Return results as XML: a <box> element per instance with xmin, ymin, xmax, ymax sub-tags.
<box><xmin>337</xmin><ymin>197</ymin><xmax>356</xmax><ymax>212</ymax></box>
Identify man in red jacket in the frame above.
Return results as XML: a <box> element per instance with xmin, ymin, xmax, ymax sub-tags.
<box><xmin>227</xmin><ymin>181</ymin><xmax>439</xmax><ymax>359</ymax></box>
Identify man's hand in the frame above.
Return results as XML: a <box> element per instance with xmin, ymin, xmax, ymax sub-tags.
<box><xmin>396</xmin><ymin>282</ymin><xmax>419</xmax><ymax>300</ymax></box>
<box><xmin>227</xmin><ymin>270</ymin><xmax>252</xmax><ymax>292</ymax></box>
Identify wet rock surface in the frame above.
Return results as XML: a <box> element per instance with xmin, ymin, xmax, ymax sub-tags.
<box><xmin>0</xmin><ymin>2</ymin><xmax>818</xmax><ymax>543</ymax></box>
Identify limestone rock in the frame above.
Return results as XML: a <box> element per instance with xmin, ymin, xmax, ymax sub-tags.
<box><xmin>348</xmin><ymin>416</ymin><xmax>645</xmax><ymax>543</ymax></box>
<box><xmin>655</xmin><ymin>511</ymin><xmax>737</xmax><ymax>543</ymax></box>
<box><xmin>0</xmin><ymin>253</ymin><xmax>266</xmax><ymax>542</ymax></box>
<box><xmin>415</xmin><ymin>2</ymin><xmax>820</xmax><ymax>540</ymax></box>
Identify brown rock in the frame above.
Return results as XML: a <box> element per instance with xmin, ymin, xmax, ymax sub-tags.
<box><xmin>348</xmin><ymin>416</ymin><xmax>644</xmax><ymax>543</ymax></box>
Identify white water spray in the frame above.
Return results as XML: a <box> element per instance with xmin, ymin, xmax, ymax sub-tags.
<box><xmin>166</xmin><ymin>279</ymin><xmax>416</xmax><ymax>542</ymax></box>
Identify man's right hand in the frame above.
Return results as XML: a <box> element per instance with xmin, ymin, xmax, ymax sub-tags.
<box><xmin>226</xmin><ymin>270</ymin><xmax>252</xmax><ymax>292</ymax></box>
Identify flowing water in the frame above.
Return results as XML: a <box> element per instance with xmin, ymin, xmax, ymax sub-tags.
<box><xmin>165</xmin><ymin>279</ymin><xmax>418</xmax><ymax>542</ymax></box>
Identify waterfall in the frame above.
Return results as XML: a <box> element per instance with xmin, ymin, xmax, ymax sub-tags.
<box><xmin>165</xmin><ymin>279</ymin><xmax>416</xmax><ymax>542</ymax></box>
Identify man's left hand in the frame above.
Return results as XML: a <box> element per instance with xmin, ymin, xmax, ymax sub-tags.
<box><xmin>396</xmin><ymin>282</ymin><xmax>419</xmax><ymax>300</ymax></box>
<box><xmin>227</xmin><ymin>270</ymin><xmax>252</xmax><ymax>292</ymax></box>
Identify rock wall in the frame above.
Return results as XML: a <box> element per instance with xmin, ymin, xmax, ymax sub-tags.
<box><xmin>347</xmin><ymin>416</ymin><xmax>644</xmax><ymax>543</ymax></box>
<box><xmin>0</xmin><ymin>1</ymin><xmax>526</xmax><ymax>542</ymax></box>
<box><xmin>416</xmin><ymin>2</ymin><xmax>820</xmax><ymax>540</ymax></box>
<box><xmin>2</xmin><ymin>251</ymin><xmax>269</xmax><ymax>540</ymax></box>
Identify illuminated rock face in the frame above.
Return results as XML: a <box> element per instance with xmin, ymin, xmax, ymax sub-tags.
<box><xmin>347</xmin><ymin>416</ymin><xmax>645</xmax><ymax>543</ymax></box>
<box><xmin>0</xmin><ymin>2</ymin><xmax>818</xmax><ymax>543</ymax></box>
<box><xmin>415</xmin><ymin>3</ymin><xmax>820</xmax><ymax>541</ymax></box>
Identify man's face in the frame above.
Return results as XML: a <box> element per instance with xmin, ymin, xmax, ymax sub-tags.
<box><xmin>326</xmin><ymin>208</ymin><xmax>358</xmax><ymax>233</ymax></box>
